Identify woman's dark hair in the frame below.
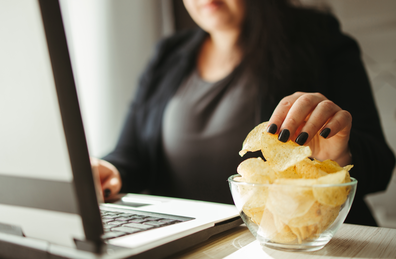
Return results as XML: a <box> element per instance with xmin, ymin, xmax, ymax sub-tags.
<box><xmin>239</xmin><ymin>0</ymin><xmax>323</xmax><ymax>104</ymax></box>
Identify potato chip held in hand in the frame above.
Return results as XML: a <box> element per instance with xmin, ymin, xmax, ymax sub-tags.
<box><xmin>239</xmin><ymin>121</ymin><xmax>312</xmax><ymax>172</ymax></box>
<box><xmin>239</xmin><ymin>122</ymin><xmax>269</xmax><ymax>157</ymax></box>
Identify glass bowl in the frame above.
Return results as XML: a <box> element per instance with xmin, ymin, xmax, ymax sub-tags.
<box><xmin>228</xmin><ymin>174</ymin><xmax>357</xmax><ymax>252</ymax></box>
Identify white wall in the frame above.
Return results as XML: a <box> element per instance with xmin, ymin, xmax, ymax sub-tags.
<box><xmin>59</xmin><ymin>0</ymin><xmax>173</xmax><ymax>157</ymax></box>
<box><xmin>301</xmin><ymin>0</ymin><xmax>396</xmax><ymax>228</ymax></box>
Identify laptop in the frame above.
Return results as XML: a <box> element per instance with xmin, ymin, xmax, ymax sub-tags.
<box><xmin>0</xmin><ymin>1</ymin><xmax>241</xmax><ymax>258</ymax></box>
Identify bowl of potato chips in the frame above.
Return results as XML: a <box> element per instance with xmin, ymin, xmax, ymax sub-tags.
<box><xmin>228</xmin><ymin>122</ymin><xmax>357</xmax><ymax>252</ymax></box>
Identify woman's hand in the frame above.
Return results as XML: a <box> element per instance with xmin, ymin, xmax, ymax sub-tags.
<box><xmin>90</xmin><ymin>158</ymin><xmax>122</xmax><ymax>201</ymax></box>
<box><xmin>267</xmin><ymin>92</ymin><xmax>352</xmax><ymax>166</ymax></box>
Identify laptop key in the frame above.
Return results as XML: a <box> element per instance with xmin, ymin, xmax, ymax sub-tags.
<box><xmin>158</xmin><ymin>219</ymin><xmax>182</xmax><ymax>224</ymax></box>
<box><xmin>133</xmin><ymin>215</ymin><xmax>148</xmax><ymax>219</ymax></box>
<box><xmin>102</xmin><ymin>215</ymin><xmax>120</xmax><ymax>219</ymax></box>
<box><xmin>117</xmin><ymin>212</ymin><xmax>135</xmax><ymax>217</ymax></box>
<box><xmin>144</xmin><ymin>221</ymin><xmax>168</xmax><ymax>227</ymax></box>
<box><xmin>111</xmin><ymin>227</ymin><xmax>141</xmax><ymax>234</ymax></box>
<box><xmin>115</xmin><ymin>217</ymin><xmax>132</xmax><ymax>221</ymax></box>
<box><xmin>129</xmin><ymin>218</ymin><xmax>148</xmax><ymax>223</ymax></box>
<box><xmin>106</xmin><ymin>221</ymin><xmax>123</xmax><ymax>226</ymax></box>
<box><xmin>123</xmin><ymin>223</ymin><xmax>154</xmax><ymax>230</ymax></box>
<box><xmin>101</xmin><ymin>211</ymin><xmax>119</xmax><ymax>216</ymax></box>
<box><xmin>103</xmin><ymin>226</ymin><xmax>113</xmax><ymax>232</ymax></box>
<box><xmin>144</xmin><ymin>216</ymin><xmax>162</xmax><ymax>221</ymax></box>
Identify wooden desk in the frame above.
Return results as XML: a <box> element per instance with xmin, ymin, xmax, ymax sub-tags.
<box><xmin>168</xmin><ymin>224</ymin><xmax>396</xmax><ymax>258</ymax></box>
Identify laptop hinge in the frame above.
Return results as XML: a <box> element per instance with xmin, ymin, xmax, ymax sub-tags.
<box><xmin>74</xmin><ymin>238</ymin><xmax>126</xmax><ymax>254</ymax></box>
<box><xmin>0</xmin><ymin>222</ymin><xmax>24</xmax><ymax>237</ymax></box>
<box><xmin>74</xmin><ymin>238</ymin><xmax>104</xmax><ymax>253</ymax></box>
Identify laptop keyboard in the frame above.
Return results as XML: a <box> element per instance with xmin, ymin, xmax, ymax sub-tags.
<box><xmin>100</xmin><ymin>209</ymin><xmax>186</xmax><ymax>240</ymax></box>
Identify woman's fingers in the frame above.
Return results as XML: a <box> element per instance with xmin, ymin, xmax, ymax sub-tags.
<box><xmin>268</xmin><ymin>92</ymin><xmax>329</xmax><ymax>142</ymax></box>
<box><xmin>266</xmin><ymin>92</ymin><xmax>304</xmax><ymax>134</ymax></box>
<box><xmin>266</xmin><ymin>92</ymin><xmax>353</xmax><ymax>165</ymax></box>
<box><xmin>98</xmin><ymin>159</ymin><xmax>122</xmax><ymax>200</ymax></box>
<box><xmin>102</xmin><ymin>175</ymin><xmax>121</xmax><ymax>200</ymax></box>
<box><xmin>90</xmin><ymin>157</ymin><xmax>103</xmax><ymax>202</ymax></box>
<box><xmin>294</xmin><ymin>99</ymin><xmax>342</xmax><ymax>145</ymax></box>
<box><xmin>267</xmin><ymin>92</ymin><xmax>351</xmax><ymax>146</ymax></box>
<box><xmin>318</xmin><ymin>109</ymin><xmax>353</xmax><ymax>139</ymax></box>
<box><xmin>91</xmin><ymin>158</ymin><xmax>122</xmax><ymax>201</ymax></box>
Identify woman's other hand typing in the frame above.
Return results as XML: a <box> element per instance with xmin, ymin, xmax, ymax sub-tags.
<box><xmin>90</xmin><ymin>157</ymin><xmax>122</xmax><ymax>201</ymax></box>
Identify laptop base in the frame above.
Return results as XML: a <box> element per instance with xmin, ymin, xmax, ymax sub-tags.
<box><xmin>0</xmin><ymin>217</ymin><xmax>242</xmax><ymax>259</ymax></box>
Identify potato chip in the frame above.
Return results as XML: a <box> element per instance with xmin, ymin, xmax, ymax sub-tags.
<box><xmin>286</xmin><ymin>201</ymin><xmax>336</xmax><ymax>227</ymax></box>
<box><xmin>312</xmin><ymin>159</ymin><xmax>353</xmax><ymax>174</ymax></box>
<box><xmin>295</xmin><ymin>159</ymin><xmax>328</xmax><ymax>179</ymax></box>
<box><xmin>285</xmin><ymin>202</ymin><xmax>340</xmax><ymax>243</ymax></box>
<box><xmin>239</xmin><ymin>122</ymin><xmax>269</xmax><ymax>157</ymax></box>
<box><xmin>237</xmin><ymin>157</ymin><xmax>276</xmax><ymax>184</ymax></box>
<box><xmin>260</xmin><ymin>203</ymin><xmax>340</xmax><ymax>244</ymax></box>
<box><xmin>343</xmin><ymin>164</ymin><xmax>354</xmax><ymax>172</ymax></box>
<box><xmin>313</xmin><ymin>170</ymin><xmax>350</xmax><ymax>207</ymax></box>
<box><xmin>259</xmin><ymin>209</ymin><xmax>297</xmax><ymax>244</ymax></box>
<box><xmin>241</xmin><ymin>185</ymin><xmax>268</xmax><ymax>220</ymax></box>
<box><xmin>289</xmin><ymin>225</ymin><xmax>318</xmax><ymax>244</ymax></box>
<box><xmin>260</xmin><ymin>129</ymin><xmax>312</xmax><ymax>172</ymax></box>
<box><xmin>318</xmin><ymin>205</ymin><xmax>340</xmax><ymax>231</ymax></box>
<box><xmin>344</xmin><ymin>171</ymin><xmax>351</xmax><ymax>183</ymax></box>
<box><xmin>288</xmin><ymin>206</ymin><xmax>340</xmax><ymax>244</ymax></box>
<box><xmin>266</xmin><ymin>178</ymin><xmax>316</xmax><ymax>221</ymax></box>
<box><xmin>245</xmin><ymin>207</ymin><xmax>264</xmax><ymax>225</ymax></box>
<box><xmin>273</xmin><ymin>178</ymin><xmax>318</xmax><ymax>186</ymax></box>
<box><xmin>237</xmin><ymin>158</ymin><xmax>271</xmax><ymax>216</ymax></box>
<box><xmin>276</xmin><ymin>165</ymin><xmax>300</xmax><ymax>179</ymax></box>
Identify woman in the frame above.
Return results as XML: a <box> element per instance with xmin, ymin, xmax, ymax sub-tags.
<box><xmin>95</xmin><ymin>0</ymin><xmax>395</xmax><ymax>226</ymax></box>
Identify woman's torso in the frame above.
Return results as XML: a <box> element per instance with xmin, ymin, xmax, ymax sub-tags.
<box><xmin>161</xmin><ymin>67</ymin><xmax>259</xmax><ymax>204</ymax></box>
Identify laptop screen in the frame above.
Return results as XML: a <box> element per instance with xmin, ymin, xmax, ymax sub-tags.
<box><xmin>0</xmin><ymin>0</ymin><xmax>102</xmax><ymax>248</ymax></box>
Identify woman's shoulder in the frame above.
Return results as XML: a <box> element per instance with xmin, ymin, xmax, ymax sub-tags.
<box><xmin>286</xmin><ymin>7</ymin><xmax>342</xmax><ymax>45</ymax></box>
<box><xmin>289</xmin><ymin>6</ymin><xmax>340</xmax><ymax>31</ymax></box>
<box><xmin>289</xmin><ymin>7</ymin><xmax>359</xmax><ymax>55</ymax></box>
<box><xmin>138</xmin><ymin>28</ymin><xmax>205</xmax><ymax>83</ymax></box>
<box><xmin>153</xmin><ymin>28</ymin><xmax>207</xmax><ymax>59</ymax></box>
<box><xmin>134</xmin><ymin>28</ymin><xmax>206</xmax><ymax>103</ymax></box>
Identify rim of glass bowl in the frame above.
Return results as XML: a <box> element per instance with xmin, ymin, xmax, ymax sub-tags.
<box><xmin>228</xmin><ymin>174</ymin><xmax>357</xmax><ymax>188</ymax></box>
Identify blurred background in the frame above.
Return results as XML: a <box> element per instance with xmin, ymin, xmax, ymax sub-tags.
<box><xmin>59</xmin><ymin>0</ymin><xmax>396</xmax><ymax>228</ymax></box>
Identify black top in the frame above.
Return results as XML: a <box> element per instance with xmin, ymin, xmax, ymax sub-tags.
<box><xmin>103</xmin><ymin>9</ymin><xmax>395</xmax><ymax>227</ymax></box>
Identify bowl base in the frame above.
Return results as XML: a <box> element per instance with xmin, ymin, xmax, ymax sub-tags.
<box><xmin>256</xmin><ymin>228</ymin><xmax>333</xmax><ymax>252</ymax></box>
<box><xmin>262</xmin><ymin>242</ymin><xmax>326</xmax><ymax>252</ymax></box>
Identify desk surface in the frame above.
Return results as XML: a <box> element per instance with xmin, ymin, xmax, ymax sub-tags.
<box><xmin>169</xmin><ymin>224</ymin><xmax>396</xmax><ymax>259</ymax></box>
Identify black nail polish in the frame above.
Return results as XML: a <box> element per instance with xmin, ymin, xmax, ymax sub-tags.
<box><xmin>278</xmin><ymin>129</ymin><xmax>290</xmax><ymax>143</ymax></box>
<box><xmin>295</xmin><ymin>132</ymin><xmax>309</xmax><ymax>145</ymax></box>
<box><xmin>320</xmin><ymin>128</ymin><xmax>331</xmax><ymax>139</ymax></box>
<box><xmin>267</xmin><ymin>124</ymin><xmax>277</xmax><ymax>134</ymax></box>
<box><xmin>104</xmin><ymin>189</ymin><xmax>111</xmax><ymax>198</ymax></box>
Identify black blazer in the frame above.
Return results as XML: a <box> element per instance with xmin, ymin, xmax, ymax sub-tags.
<box><xmin>104</xmin><ymin>10</ymin><xmax>395</xmax><ymax>226</ymax></box>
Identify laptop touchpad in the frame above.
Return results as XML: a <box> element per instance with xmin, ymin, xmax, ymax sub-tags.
<box><xmin>113</xmin><ymin>200</ymin><xmax>151</xmax><ymax>207</ymax></box>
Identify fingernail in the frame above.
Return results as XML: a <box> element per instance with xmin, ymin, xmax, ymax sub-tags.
<box><xmin>104</xmin><ymin>189</ymin><xmax>111</xmax><ymax>198</ymax></box>
<box><xmin>267</xmin><ymin>124</ymin><xmax>277</xmax><ymax>134</ymax></box>
<box><xmin>278</xmin><ymin>129</ymin><xmax>290</xmax><ymax>143</ymax></box>
<box><xmin>295</xmin><ymin>132</ymin><xmax>309</xmax><ymax>145</ymax></box>
<box><xmin>320</xmin><ymin>128</ymin><xmax>331</xmax><ymax>139</ymax></box>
